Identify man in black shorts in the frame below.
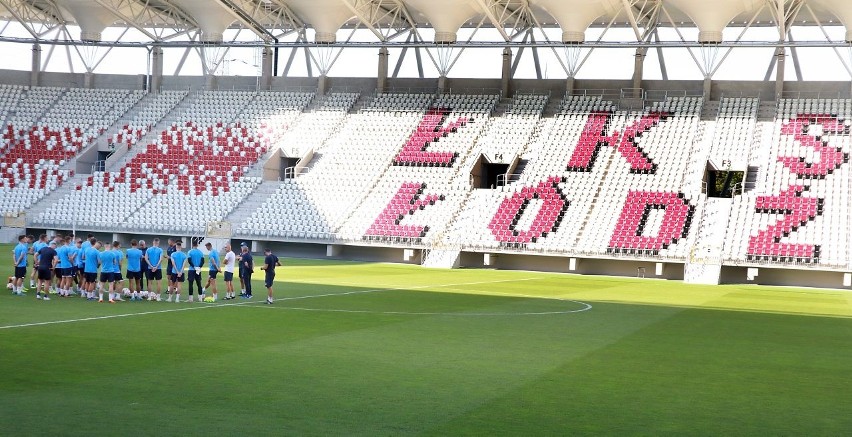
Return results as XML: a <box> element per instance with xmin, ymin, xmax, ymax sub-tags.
<box><xmin>144</xmin><ymin>238</ymin><xmax>165</xmax><ymax>301</ymax></box>
<box><xmin>166</xmin><ymin>238</ymin><xmax>177</xmax><ymax>297</ymax></box>
<box><xmin>203</xmin><ymin>242</ymin><xmax>220</xmax><ymax>301</ymax></box>
<box><xmin>36</xmin><ymin>241</ymin><xmax>58</xmax><ymax>301</ymax></box>
<box><xmin>238</xmin><ymin>242</ymin><xmax>248</xmax><ymax>296</ymax></box>
<box><xmin>138</xmin><ymin>240</ymin><xmax>149</xmax><ymax>296</ymax></box>
<box><xmin>260</xmin><ymin>248</ymin><xmax>281</xmax><ymax>305</ymax></box>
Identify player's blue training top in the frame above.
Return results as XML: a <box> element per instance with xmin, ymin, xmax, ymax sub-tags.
<box><xmin>113</xmin><ymin>249</ymin><xmax>124</xmax><ymax>273</ymax></box>
<box><xmin>84</xmin><ymin>247</ymin><xmax>100</xmax><ymax>273</ymax></box>
<box><xmin>146</xmin><ymin>246</ymin><xmax>163</xmax><ymax>269</ymax></box>
<box><xmin>188</xmin><ymin>248</ymin><xmax>204</xmax><ymax>269</ymax></box>
<box><xmin>57</xmin><ymin>244</ymin><xmax>73</xmax><ymax>269</ymax></box>
<box><xmin>76</xmin><ymin>246</ymin><xmax>85</xmax><ymax>267</ymax></box>
<box><xmin>208</xmin><ymin>250</ymin><xmax>220</xmax><ymax>272</ymax></box>
<box><xmin>171</xmin><ymin>251</ymin><xmax>188</xmax><ymax>274</ymax></box>
<box><xmin>14</xmin><ymin>242</ymin><xmax>28</xmax><ymax>267</ymax></box>
<box><xmin>99</xmin><ymin>250</ymin><xmax>116</xmax><ymax>273</ymax></box>
<box><xmin>166</xmin><ymin>244</ymin><xmax>176</xmax><ymax>270</ymax></box>
<box><xmin>126</xmin><ymin>248</ymin><xmax>143</xmax><ymax>272</ymax></box>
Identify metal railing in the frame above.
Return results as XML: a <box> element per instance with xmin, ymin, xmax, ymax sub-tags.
<box><xmin>779</xmin><ymin>90</ymin><xmax>843</xmax><ymax>100</ymax></box>
<box><xmin>496</xmin><ymin>173</ymin><xmax>522</xmax><ymax>187</ymax></box>
<box><xmin>283</xmin><ymin>166</ymin><xmax>308</xmax><ymax>179</ymax></box>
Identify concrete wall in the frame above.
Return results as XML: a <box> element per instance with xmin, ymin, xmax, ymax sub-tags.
<box><xmin>460</xmin><ymin>252</ymin><xmax>685</xmax><ymax>280</ymax></box>
<box><xmin>0</xmin><ymin>69</ymin><xmax>31</xmax><ymax>86</ymax></box>
<box><xmin>721</xmin><ymin>266</ymin><xmax>852</xmax><ymax>289</ymax></box>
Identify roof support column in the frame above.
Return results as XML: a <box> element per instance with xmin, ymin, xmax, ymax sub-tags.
<box><xmin>317</xmin><ymin>74</ymin><xmax>329</xmax><ymax>95</ymax></box>
<box><xmin>566</xmin><ymin>77</ymin><xmax>575</xmax><ymax>95</ymax></box>
<box><xmin>151</xmin><ymin>46</ymin><xmax>163</xmax><ymax>93</ymax></box>
<box><xmin>703</xmin><ymin>77</ymin><xmax>712</xmax><ymax>102</ymax></box>
<box><xmin>632</xmin><ymin>48</ymin><xmax>646</xmax><ymax>98</ymax></box>
<box><xmin>260</xmin><ymin>46</ymin><xmax>273</xmax><ymax>90</ymax></box>
<box><xmin>774</xmin><ymin>47</ymin><xmax>785</xmax><ymax>101</ymax></box>
<box><xmin>501</xmin><ymin>47</ymin><xmax>512</xmax><ymax>98</ymax></box>
<box><xmin>377</xmin><ymin>47</ymin><xmax>389</xmax><ymax>93</ymax></box>
<box><xmin>206</xmin><ymin>74</ymin><xmax>218</xmax><ymax>91</ymax></box>
<box><xmin>31</xmin><ymin>43</ymin><xmax>41</xmax><ymax>87</ymax></box>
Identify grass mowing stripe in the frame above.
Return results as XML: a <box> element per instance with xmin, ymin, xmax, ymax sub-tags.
<box><xmin>0</xmin><ymin>277</ymin><xmax>545</xmax><ymax>329</ymax></box>
<box><xmin>243</xmin><ymin>299</ymin><xmax>592</xmax><ymax>316</ymax></box>
<box><xmin>0</xmin><ymin>300</ymin><xmax>255</xmax><ymax>329</ymax></box>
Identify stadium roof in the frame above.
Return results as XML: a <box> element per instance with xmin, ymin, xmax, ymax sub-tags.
<box><xmin>0</xmin><ymin>0</ymin><xmax>851</xmax><ymax>48</ymax></box>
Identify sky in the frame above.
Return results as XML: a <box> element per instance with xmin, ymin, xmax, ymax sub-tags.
<box><xmin>0</xmin><ymin>20</ymin><xmax>850</xmax><ymax>83</ymax></box>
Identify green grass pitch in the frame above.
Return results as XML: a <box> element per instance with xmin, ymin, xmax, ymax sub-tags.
<box><xmin>1</xmin><ymin>243</ymin><xmax>851</xmax><ymax>435</ymax></box>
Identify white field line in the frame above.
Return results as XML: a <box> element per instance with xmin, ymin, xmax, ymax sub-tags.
<box><xmin>246</xmin><ymin>302</ymin><xmax>593</xmax><ymax>317</ymax></box>
<box><xmin>0</xmin><ymin>277</ymin><xmax>547</xmax><ymax>330</ymax></box>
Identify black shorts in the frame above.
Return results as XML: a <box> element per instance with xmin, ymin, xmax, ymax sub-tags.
<box><xmin>187</xmin><ymin>270</ymin><xmax>202</xmax><ymax>281</ymax></box>
<box><xmin>147</xmin><ymin>269</ymin><xmax>163</xmax><ymax>280</ymax></box>
<box><xmin>113</xmin><ymin>273</ymin><xmax>123</xmax><ymax>282</ymax></box>
<box><xmin>127</xmin><ymin>271</ymin><xmax>142</xmax><ymax>280</ymax></box>
<box><xmin>14</xmin><ymin>266</ymin><xmax>27</xmax><ymax>279</ymax></box>
<box><xmin>61</xmin><ymin>268</ymin><xmax>73</xmax><ymax>278</ymax></box>
<box><xmin>100</xmin><ymin>272</ymin><xmax>114</xmax><ymax>283</ymax></box>
<box><xmin>264</xmin><ymin>274</ymin><xmax>275</xmax><ymax>288</ymax></box>
<box><xmin>73</xmin><ymin>266</ymin><xmax>80</xmax><ymax>276</ymax></box>
<box><xmin>38</xmin><ymin>269</ymin><xmax>53</xmax><ymax>281</ymax></box>
<box><xmin>223</xmin><ymin>272</ymin><xmax>233</xmax><ymax>282</ymax></box>
<box><xmin>84</xmin><ymin>272</ymin><xmax>98</xmax><ymax>283</ymax></box>
<box><xmin>173</xmin><ymin>273</ymin><xmax>185</xmax><ymax>283</ymax></box>
<box><xmin>209</xmin><ymin>270</ymin><xmax>219</xmax><ymax>279</ymax></box>
<box><xmin>168</xmin><ymin>273</ymin><xmax>177</xmax><ymax>283</ymax></box>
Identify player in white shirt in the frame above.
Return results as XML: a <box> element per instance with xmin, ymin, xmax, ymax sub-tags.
<box><xmin>222</xmin><ymin>243</ymin><xmax>237</xmax><ymax>300</ymax></box>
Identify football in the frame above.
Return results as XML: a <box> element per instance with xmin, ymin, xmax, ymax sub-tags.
<box><xmin>203</xmin><ymin>296</ymin><xmax>215</xmax><ymax>303</ymax></box>
<box><xmin>6</xmin><ymin>282</ymin><xmax>12</xmax><ymax>290</ymax></box>
<box><xmin>122</xmin><ymin>288</ymin><xmax>131</xmax><ymax>296</ymax></box>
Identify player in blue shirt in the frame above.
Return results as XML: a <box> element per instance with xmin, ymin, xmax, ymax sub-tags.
<box><xmin>56</xmin><ymin>236</ymin><xmax>75</xmax><ymax>297</ymax></box>
<box><xmin>30</xmin><ymin>234</ymin><xmax>47</xmax><ymax>289</ymax></box>
<box><xmin>79</xmin><ymin>237</ymin><xmax>95</xmax><ymax>298</ymax></box>
<box><xmin>168</xmin><ymin>241</ymin><xmax>188</xmax><ymax>303</ymax></box>
<box><xmin>12</xmin><ymin>235</ymin><xmax>30</xmax><ymax>295</ymax></box>
<box><xmin>83</xmin><ymin>241</ymin><xmax>102</xmax><ymax>301</ymax></box>
<box><xmin>98</xmin><ymin>245</ymin><xmax>117</xmax><ymax>303</ymax></box>
<box><xmin>126</xmin><ymin>240</ymin><xmax>144</xmax><ymax>300</ymax></box>
<box><xmin>112</xmin><ymin>242</ymin><xmax>125</xmax><ymax>301</ymax></box>
<box><xmin>186</xmin><ymin>241</ymin><xmax>205</xmax><ymax>302</ymax></box>
<box><xmin>144</xmin><ymin>238</ymin><xmax>164</xmax><ymax>301</ymax></box>
<box><xmin>74</xmin><ymin>238</ymin><xmax>85</xmax><ymax>296</ymax></box>
<box><xmin>203</xmin><ymin>242</ymin><xmax>221</xmax><ymax>302</ymax></box>
<box><xmin>166</xmin><ymin>239</ymin><xmax>177</xmax><ymax>297</ymax></box>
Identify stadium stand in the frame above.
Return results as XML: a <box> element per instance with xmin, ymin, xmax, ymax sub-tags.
<box><xmin>1</xmin><ymin>86</ymin><xmax>141</xmax><ymax>216</ymax></box>
<box><xmin>240</xmin><ymin>92</ymin><xmax>427</xmax><ymax>240</ymax></box>
<box><xmin>13</xmin><ymin>86</ymin><xmax>852</xmax><ymax>281</ymax></box>
<box><xmin>444</xmin><ymin>95</ymin><xmax>702</xmax><ymax>259</ymax></box>
<box><xmin>724</xmin><ymin>99</ymin><xmax>852</xmax><ymax>268</ymax></box>
<box><xmin>347</xmin><ymin>92</ymin><xmax>499</xmax><ymax>244</ymax></box>
<box><xmin>35</xmin><ymin>90</ymin><xmax>313</xmax><ymax>232</ymax></box>
<box><xmin>708</xmin><ymin>97</ymin><xmax>759</xmax><ymax>169</ymax></box>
